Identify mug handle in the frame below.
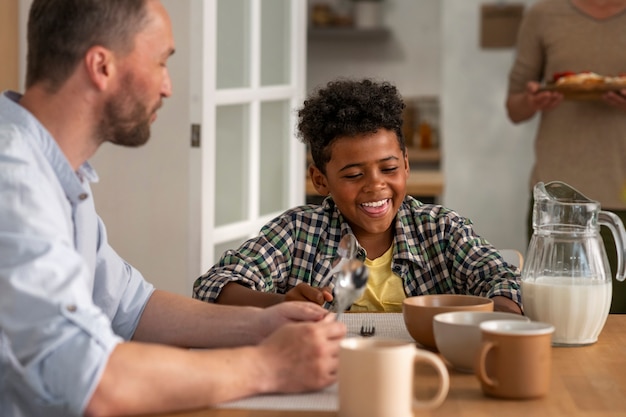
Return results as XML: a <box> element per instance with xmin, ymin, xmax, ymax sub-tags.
<box><xmin>476</xmin><ymin>340</ymin><xmax>498</xmax><ymax>388</ymax></box>
<box><xmin>412</xmin><ymin>349</ymin><xmax>450</xmax><ymax>410</ymax></box>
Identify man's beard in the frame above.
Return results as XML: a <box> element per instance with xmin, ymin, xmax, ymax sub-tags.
<box><xmin>98</xmin><ymin>84</ymin><xmax>157</xmax><ymax>148</ymax></box>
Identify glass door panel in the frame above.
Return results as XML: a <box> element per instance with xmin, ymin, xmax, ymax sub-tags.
<box><xmin>216</xmin><ymin>0</ymin><xmax>250</xmax><ymax>89</ymax></box>
<box><xmin>215</xmin><ymin>104</ymin><xmax>250</xmax><ymax>226</ymax></box>
<box><xmin>259</xmin><ymin>99</ymin><xmax>290</xmax><ymax>215</ymax></box>
<box><xmin>214</xmin><ymin>237</ymin><xmax>247</xmax><ymax>262</ymax></box>
<box><xmin>260</xmin><ymin>0</ymin><xmax>291</xmax><ymax>86</ymax></box>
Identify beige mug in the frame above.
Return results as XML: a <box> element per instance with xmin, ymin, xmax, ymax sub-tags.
<box><xmin>339</xmin><ymin>338</ymin><xmax>449</xmax><ymax>417</ymax></box>
<box><xmin>475</xmin><ymin>320</ymin><xmax>555</xmax><ymax>399</ymax></box>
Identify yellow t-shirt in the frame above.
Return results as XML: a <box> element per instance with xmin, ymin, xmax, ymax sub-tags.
<box><xmin>349</xmin><ymin>245</ymin><xmax>406</xmax><ymax>312</ymax></box>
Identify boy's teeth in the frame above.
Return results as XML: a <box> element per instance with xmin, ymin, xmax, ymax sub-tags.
<box><xmin>362</xmin><ymin>199</ymin><xmax>387</xmax><ymax>208</ymax></box>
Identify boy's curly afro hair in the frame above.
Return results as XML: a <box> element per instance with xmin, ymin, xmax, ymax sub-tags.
<box><xmin>297</xmin><ymin>78</ymin><xmax>406</xmax><ymax>174</ymax></box>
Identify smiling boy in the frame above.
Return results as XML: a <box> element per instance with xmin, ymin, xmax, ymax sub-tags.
<box><xmin>194</xmin><ymin>79</ymin><xmax>522</xmax><ymax>314</ymax></box>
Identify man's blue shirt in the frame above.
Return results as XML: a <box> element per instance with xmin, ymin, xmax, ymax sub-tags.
<box><xmin>0</xmin><ymin>91</ymin><xmax>154</xmax><ymax>416</ymax></box>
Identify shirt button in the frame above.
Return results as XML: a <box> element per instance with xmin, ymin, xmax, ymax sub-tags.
<box><xmin>78</xmin><ymin>193</ymin><xmax>89</xmax><ymax>201</ymax></box>
<box><xmin>66</xmin><ymin>305</ymin><xmax>77</xmax><ymax>312</ymax></box>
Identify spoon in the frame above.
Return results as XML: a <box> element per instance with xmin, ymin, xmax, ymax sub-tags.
<box><xmin>333</xmin><ymin>259</ymin><xmax>369</xmax><ymax>321</ymax></box>
<box><xmin>323</xmin><ymin>234</ymin><xmax>358</xmax><ymax>284</ymax></box>
<box><xmin>322</xmin><ymin>234</ymin><xmax>360</xmax><ymax>313</ymax></box>
<box><xmin>337</xmin><ymin>233</ymin><xmax>357</xmax><ymax>260</ymax></box>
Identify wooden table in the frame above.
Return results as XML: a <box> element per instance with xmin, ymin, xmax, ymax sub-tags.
<box><xmin>149</xmin><ymin>315</ymin><xmax>626</xmax><ymax>417</ymax></box>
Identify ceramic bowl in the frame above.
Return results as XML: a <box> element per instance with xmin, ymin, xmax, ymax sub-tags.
<box><xmin>433</xmin><ymin>311</ymin><xmax>530</xmax><ymax>372</ymax></box>
<box><xmin>402</xmin><ymin>294</ymin><xmax>494</xmax><ymax>351</ymax></box>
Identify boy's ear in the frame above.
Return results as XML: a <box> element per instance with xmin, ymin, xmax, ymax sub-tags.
<box><xmin>309</xmin><ymin>164</ymin><xmax>330</xmax><ymax>196</ymax></box>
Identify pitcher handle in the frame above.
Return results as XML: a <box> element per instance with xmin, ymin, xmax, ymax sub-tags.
<box><xmin>599</xmin><ymin>210</ymin><xmax>626</xmax><ymax>282</ymax></box>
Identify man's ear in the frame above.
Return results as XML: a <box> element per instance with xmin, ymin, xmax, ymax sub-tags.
<box><xmin>84</xmin><ymin>46</ymin><xmax>115</xmax><ymax>91</ymax></box>
<box><xmin>309</xmin><ymin>164</ymin><xmax>330</xmax><ymax>196</ymax></box>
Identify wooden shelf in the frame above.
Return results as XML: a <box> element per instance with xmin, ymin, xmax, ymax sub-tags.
<box><xmin>308</xmin><ymin>27</ymin><xmax>391</xmax><ymax>41</ymax></box>
<box><xmin>306</xmin><ymin>169</ymin><xmax>444</xmax><ymax>198</ymax></box>
<box><xmin>304</xmin><ymin>147</ymin><xmax>443</xmax><ymax>200</ymax></box>
<box><xmin>406</xmin><ymin>146</ymin><xmax>440</xmax><ymax>164</ymax></box>
<box><xmin>405</xmin><ymin>169</ymin><xmax>444</xmax><ymax>197</ymax></box>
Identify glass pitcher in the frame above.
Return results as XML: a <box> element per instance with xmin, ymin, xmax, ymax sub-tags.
<box><xmin>521</xmin><ymin>181</ymin><xmax>626</xmax><ymax>346</ymax></box>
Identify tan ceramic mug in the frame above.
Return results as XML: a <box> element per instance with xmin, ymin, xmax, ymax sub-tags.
<box><xmin>475</xmin><ymin>320</ymin><xmax>555</xmax><ymax>399</ymax></box>
<box><xmin>338</xmin><ymin>338</ymin><xmax>449</xmax><ymax>417</ymax></box>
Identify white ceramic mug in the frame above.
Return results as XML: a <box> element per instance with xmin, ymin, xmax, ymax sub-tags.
<box><xmin>339</xmin><ymin>338</ymin><xmax>449</xmax><ymax>417</ymax></box>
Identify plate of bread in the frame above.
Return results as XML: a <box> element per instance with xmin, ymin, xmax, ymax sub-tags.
<box><xmin>539</xmin><ymin>71</ymin><xmax>626</xmax><ymax>100</ymax></box>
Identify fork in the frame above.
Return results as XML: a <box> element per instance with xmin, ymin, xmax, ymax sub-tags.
<box><xmin>360</xmin><ymin>319</ymin><xmax>376</xmax><ymax>337</ymax></box>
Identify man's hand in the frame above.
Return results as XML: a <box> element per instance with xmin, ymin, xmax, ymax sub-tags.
<box><xmin>256</xmin><ymin>313</ymin><xmax>346</xmax><ymax>393</ymax></box>
<box><xmin>256</xmin><ymin>301</ymin><xmax>332</xmax><ymax>339</ymax></box>
<box><xmin>285</xmin><ymin>283</ymin><xmax>333</xmax><ymax>305</ymax></box>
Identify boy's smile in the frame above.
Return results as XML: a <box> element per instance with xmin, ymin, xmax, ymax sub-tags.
<box><xmin>310</xmin><ymin>129</ymin><xmax>409</xmax><ymax>257</ymax></box>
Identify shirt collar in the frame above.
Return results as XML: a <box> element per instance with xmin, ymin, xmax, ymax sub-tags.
<box><xmin>1</xmin><ymin>90</ymin><xmax>99</xmax><ymax>205</ymax></box>
<box><xmin>319</xmin><ymin>196</ymin><xmax>423</xmax><ymax>265</ymax></box>
<box><xmin>392</xmin><ymin>198</ymin><xmax>428</xmax><ymax>268</ymax></box>
<box><xmin>319</xmin><ymin>197</ymin><xmax>364</xmax><ymax>260</ymax></box>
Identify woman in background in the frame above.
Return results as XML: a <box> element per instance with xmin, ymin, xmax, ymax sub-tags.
<box><xmin>506</xmin><ymin>0</ymin><xmax>626</xmax><ymax>313</ymax></box>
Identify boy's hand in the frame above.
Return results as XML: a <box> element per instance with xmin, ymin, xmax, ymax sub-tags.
<box><xmin>492</xmin><ymin>296</ymin><xmax>523</xmax><ymax>315</ymax></box>
<box><xmin>285</xmin><ymin>283</ymin><xmax>333</xmax><ymax>305</ymax></box>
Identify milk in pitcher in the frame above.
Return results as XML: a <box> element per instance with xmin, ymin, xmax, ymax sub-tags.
<box><xmin>521</xmin><ymin>277</ymin><xmax>611</xmax><ymax>346</ymax></box>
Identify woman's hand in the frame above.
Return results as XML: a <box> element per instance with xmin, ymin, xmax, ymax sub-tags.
<box><xmin>506</xmin><ymin>81</ymin><xmax>563</xmax><ymax>123</ymax></box>
<box><xmin>603</xmin><ymin>89</ymin><xmax>626</xmax><ymax>112</ymax></box>
<box><xmin>524</xmin><ymin>81</ymin><xmax>563</xmax><ymax>112</ymax></box>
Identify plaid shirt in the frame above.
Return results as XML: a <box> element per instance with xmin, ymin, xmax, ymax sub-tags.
<box><xmin>193</xmin><ymin>196</ymin><xmax>522</xmax><ymax>306</ymax></box>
